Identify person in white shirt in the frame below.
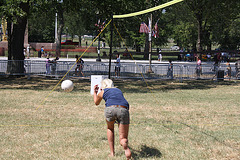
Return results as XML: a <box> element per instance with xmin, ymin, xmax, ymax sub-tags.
<box><xmin>115</xmin><ymin>54</ymin><xmax>121</xmax><ymax>77</ymax></box>
<box><xmin>196</xmin><ymin>57</ymin><xmax>202</xmax><ymax>79</ymax></box>
<box><xmin>158</xmin><ymin>49</ymin><xmax>162</xmax><ymax>62</ymax></box>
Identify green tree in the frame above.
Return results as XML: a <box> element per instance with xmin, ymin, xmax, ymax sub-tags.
<box><xmin>210</xmin><ymin>1</ymin><xmax>240</xmax><ymax>50</ymax></box>
<box><xmin>64</xmin><ymin>1</ymin><xmax>96</xmax><ymax>46</ymax></box>
<box><xmin>171</xmin><ymin>21</ymin><xmax>197</xmax><ymax>50</ymax></box>
<box><xmin>168</xmin><ymin>0</ymin><xmax>240</xmax><ymax>51</ymax></box>
<box><xmin>54</xmin><ymin>0</ymin><xmax>94</xmax><ymax>56</ymax></box>
<box><xmin>28</xmin><ymin>6</ymin><xmax>55</xmax><ymax>43</ymax></box>
<box><xmin>0</xmin><ymin>0</ymin><xmax>30</xmax><ymax>74</ymax></box>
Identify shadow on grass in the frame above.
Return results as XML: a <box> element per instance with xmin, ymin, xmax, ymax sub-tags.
<box><xmin>114</xmin><ymin>79</ymin><xmax>239</xmax><ymax>93</ymax></box>
<box><xmin>130</xmin><ymin>145</ymin><xmax>162</xmax><ymax>159</ymax></box>
<box><xmin>0</xmin><ymin>76</ymin><xmax>239</xmax><ymax>93</ymax></box>
<box><xmin>179</xmin><ymin>122</ymin><xmax>239</xmax><ymax>151</ymax></box>
<box><xmin>0</xmin><ymin>76</ymin><xmax>91</xmax><ymax>92</ymax></box>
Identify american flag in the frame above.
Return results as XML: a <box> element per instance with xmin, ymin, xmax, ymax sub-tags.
<box><xmin>152</xmin><ymin>21</ymin><xmax>159</xmax><ymax>38</ymax></box>
<box><xmin>95</xmin><ymin>20</ymin><xmax>106</xmax><ymax>31</ymax></box>
<box><xmin>139</xmin><ymin>22</ymin><xmax>149</xmax><ymax>33</ymax></box>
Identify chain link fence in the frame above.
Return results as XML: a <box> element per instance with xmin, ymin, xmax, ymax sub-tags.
<box><xmin>0</xmin><ymin>60</ymin><xmax>239</xmax><ymax>80</ymax></box>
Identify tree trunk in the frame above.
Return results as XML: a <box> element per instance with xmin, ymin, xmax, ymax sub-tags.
<box><xmin>78</xmin><ymin>35</ymin><xmax>82</xmax><ymax>46</ymax></box>
<box><xmin>143</xmin><ymin>34</ymin><xmax>149</xmax><ymax>59</ymax></box>
<box><xmin>196</xmin><ymin>16</ymin><xmax>203</xmax><ymax>52</ymax></box>
<box><xmin>7</xmin><ymin>18</ymin><xmax>12</xmax><ymax>60</ymax></box>
<box><xmin>206</xmin><ymin>31</ymin><xmax>211</xmax><ymax>51</ymax></box>
<box><xmin>56</xmin><ymin>6</ymin><xmax>64</xmax><ymax>57</ymax></box>
<box><xmin>7</xmin><ymin>2</ymin><xmax>29</xmax><ymax>74</ymax></box>
<box><xmin>7</xmin><ymin>18</ymin><xmax>13</xmax><ymax>74</ymax></box>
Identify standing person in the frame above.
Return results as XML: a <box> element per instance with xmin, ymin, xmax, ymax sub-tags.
<box><xmin>75</xmin><ymin>55</ymin><xmax>80</xmax><ymax>76</ymax></box>
<box><xmin>115</xmin><ymin>54</ymin><xmax>121</xmax><ymax>77</ymax></box>
<box><xmin>41</xmin><ymin>46</ymin><xmax>45</xmax><ymax>57</ymax></box>
<box><xmin>158</xmin><ymin>49</ymin><xmax>162</xmax><ymax>62</ymax></box>
<box><xmin>26</xmin><ymin>44</ymin><xmax>30</xmax><ymax>59</ymax></box>
<box><xmin>225</xmin><ymin>60</ymin><xmax>231</xmax><ymax>80</ymax></box>
<box><xmin>235</xmin><ymin>60</ymin><xmax>240</xmax><ymax>78</ymax></box>
<box><xmin>23</xmin><ymin>48</ymin><xmax>26</xmax><ymax>58</ymax></box>
<box><xmin>46</xmin><ymin>57</ymin><xmax>51</xmax><ymax>75</ymax></box>
<box><xmin>178</xmin><ymin>54</ymin><xmax>181</xmax><ymax>61</ymax></box>
<box><xmin>196</xmin><ymin>57</ymin><xmax>202</xmax><ymax>79</ymax></box>
<box><xmin>102</xmin><ymin>41</ymin><xmax>104</xmax><ymax>49</ymax></box>
<box><xmin>93</xmin><ymin>79</ymin><xmax>132</xmax><ymax>160</ymax></box>
<box><xmin>75</xmin><ymin>55</ymin><xmax>84</xmax><ymax>76</ymax></box>
<box><xmin>79</xmin><ymin>58</ymin><xmax>84</xmax><ymax>76</ymax></box>
<box><xmin>207</xmin><ymin>53</ymin><xmax>211</xmax><ymax>62</ymax></box>
<box><xmin>212</xmin><ymin>61</ymin><xmax>220</xmax><ymax>80</ymax></box>
<box><xmin>167</xmin><ymin>60</ymin><xmax>173</xmax><ymax>79</ymax></box>
<box><xmin>123</xmin><ymin>48</ymin><xmax>130</xmax><ymax>58</ymax></box>
<box><xmin>51</xmin><ymin>57</ymin><xmax>59</xmax><ymax>75</ymax></box>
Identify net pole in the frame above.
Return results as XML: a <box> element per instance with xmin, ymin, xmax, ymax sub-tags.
<box><xmin>108</xmin><ymin>15</ymin><xmax>113</xmax><ymax>79</ymax></box>
<box><xmin>148</xmin><ymin>13</ymin><xmax>153</xmax><ymax>73</ymax></box>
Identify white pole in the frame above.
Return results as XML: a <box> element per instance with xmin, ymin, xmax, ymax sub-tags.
<box><xmin>55</xmin><ymin>13</ymin><xmax>58</xmax><ymax>43</ymax></box>
<box><xmin>135</xmin><ymin>62</ymin><xmax>137</xmax><ymax>73</ymax></box>
<box><xmin>148</xmin><ymin>14</ymin><xmax>153</xmax><ymax>73</ymax></box>
<box><xmin>148</xmin><ymin>15</ymin><xmax>152</xmax><ymax>43</ymax></box>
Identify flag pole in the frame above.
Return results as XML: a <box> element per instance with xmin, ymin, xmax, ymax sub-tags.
<box><xmin>108</xmin><ymin>15</ymin><xmax>113</xmax><ymax>79</ymax></box>
<box><xmin>147</xmin><ymin>13</ymin><xmax>153</xmax><ymax>73</ymax></box>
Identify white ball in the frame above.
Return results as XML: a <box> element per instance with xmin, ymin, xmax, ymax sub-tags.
<box><xmin>61</xmin><ymin>80</ymin><xmax>74</xmax><ymax>92</ymax></box>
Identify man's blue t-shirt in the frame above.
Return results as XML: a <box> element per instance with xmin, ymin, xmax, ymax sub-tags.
<box><xmin>103</xmin><ymin>88</ymin><xmax>129</xmax><ymax>109</ymax></box>
<box><xmin>116</xmin><ymin>57</ymin><xmax>120</xmax><ymax>67</ymax></box>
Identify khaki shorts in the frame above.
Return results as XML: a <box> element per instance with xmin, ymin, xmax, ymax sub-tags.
<box><xmin>104</xmin><ymin>106</ymin><xmax>130</xmax><ymax>124</ymax></box>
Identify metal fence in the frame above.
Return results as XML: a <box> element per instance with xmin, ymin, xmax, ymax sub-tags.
<box><xmin>0</xmin><ymin>60</ymin><xmax>239</xmax><ymax>80</ymax></box>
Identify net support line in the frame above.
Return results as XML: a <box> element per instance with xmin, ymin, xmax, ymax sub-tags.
<box><xmin>35</xmin><ymin>19</ymin><xmax>112</xmax><ymax>111</ymax></box>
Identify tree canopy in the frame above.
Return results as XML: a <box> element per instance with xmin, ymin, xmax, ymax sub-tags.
<box><xmin>1</xmin><ymin>0</ymin><xmax>240</xmax><ymax>68</ymax></box>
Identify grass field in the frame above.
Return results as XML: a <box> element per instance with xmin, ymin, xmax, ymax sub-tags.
<box><xmin>0</xmin><ymin>77</ymin><xmax>239</xmax><ymax>160</ymax></box>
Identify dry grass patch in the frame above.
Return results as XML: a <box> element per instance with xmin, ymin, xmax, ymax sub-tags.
<box><xmin>0</xmin><ymin>77</ymin><xmax>239</xmax><ymax>159</ymax></box>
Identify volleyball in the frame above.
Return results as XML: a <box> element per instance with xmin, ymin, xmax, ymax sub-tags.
<box><xmin>61</xmin><ymin>80</ymin><xmax>74</xmax><ymax>92</ymax></box>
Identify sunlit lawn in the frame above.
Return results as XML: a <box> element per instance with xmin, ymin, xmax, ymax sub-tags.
<box><xmin>0</xmin><ymin>77</ymin><xmax>239</xmax><ymax>159</ymax></box>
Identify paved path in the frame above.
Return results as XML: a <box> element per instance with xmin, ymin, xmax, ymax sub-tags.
<box><xmin>0</xmin><ymin>56</ymin><xmax>220</xmax><ymax>65</ymax></box>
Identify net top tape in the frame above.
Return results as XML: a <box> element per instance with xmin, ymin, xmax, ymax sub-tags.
<box><xmin>113</xmin><ymin>0</ymin><xmax>184</xmax><ymax>19</ymax></box>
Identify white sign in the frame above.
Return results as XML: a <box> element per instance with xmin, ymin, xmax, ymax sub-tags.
<box><xmin>90</xmin><ymin>75</ymin><xmax>108</xmax><ymax>95</ymax></box>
